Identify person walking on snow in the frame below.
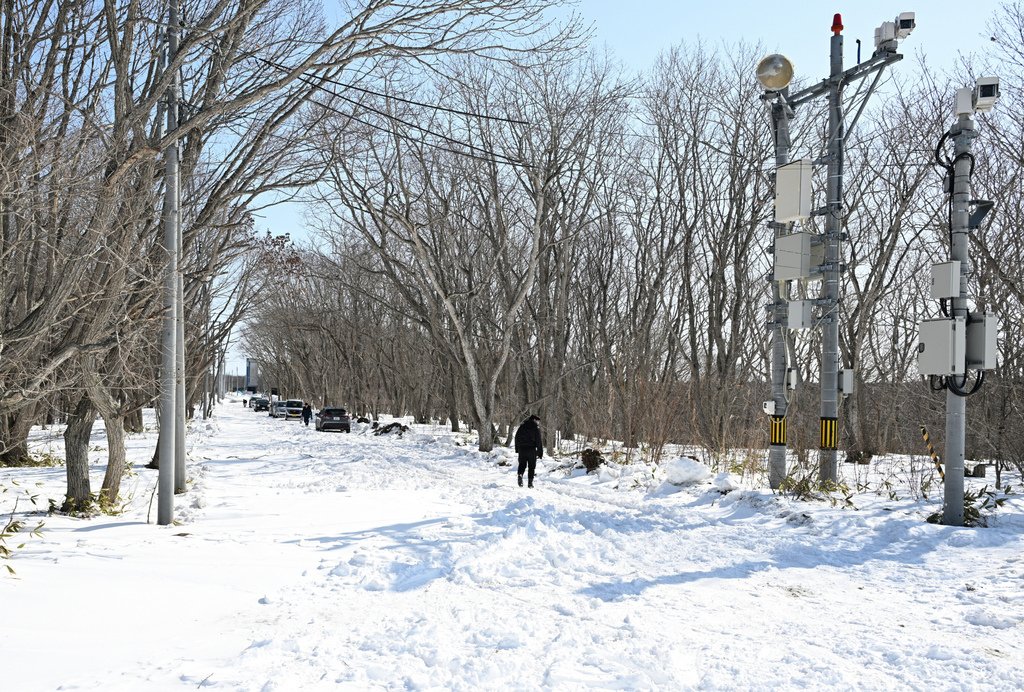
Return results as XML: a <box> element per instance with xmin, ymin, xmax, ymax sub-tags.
<box><xmin>301</xmin><ymin>403</ymin><xmax>313</xmax><ymax>426</ymax></box>
<box><xmin>514</xmin><ymin>414</ymin><xmax>543</xmax><ymax>488</ymax></box>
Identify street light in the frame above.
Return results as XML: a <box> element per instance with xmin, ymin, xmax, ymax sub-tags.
<box><xmin>756</xmin><ymin>54</ymin><xmax>794</xmax><ymax>91</ymax></box>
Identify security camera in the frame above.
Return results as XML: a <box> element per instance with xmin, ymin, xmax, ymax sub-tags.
<box><xmin>895</xmin><ymin>12</ymin><xmax>916</xmax><ymax>39</ymax></box>
<box><xmin>874</xmin><ymin>21</ymin><xmax>896</xmax><ymax>51</ymax></box>
<box><xmin>974</xmin><ymin>76</ymin><xmax>1000</xmax><ymax>112</ymax></box>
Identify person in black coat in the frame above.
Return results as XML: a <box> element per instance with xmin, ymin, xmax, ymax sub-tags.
<box><xmin>514</xmin><ymin>414</ymin><xmax>543</xmax><ymax>488</ymax></box>
<box><xmin>301</xmin><ymin>403</ymin><xmax>313</xmax><ymax>426</ymax></box>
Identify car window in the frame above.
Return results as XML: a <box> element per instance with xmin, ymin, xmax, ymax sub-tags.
<box><xmin>322</xmin><ymin>409</ymin><xmax>348</xmax><ymax>415</ymax></box>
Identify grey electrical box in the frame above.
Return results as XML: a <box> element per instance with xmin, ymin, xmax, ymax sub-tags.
<box><xmin>930</xmin><ymin>261</ymin><xmax>961</xmax><ymax>299</ymax></box>
<box><xmin>918</xmin><ymin>317</ymin><xmax>966</xmax><ymax>376</ymax></box>
<box><xmin>775</xmin><ymin>159</ymin><xmax>813</xmax><ymax>223</ymax></box>
<box><xmin>839</xmin><ymin>369</ymin><xmax>854</xmax><ymax>395</ymax></box>
<box><xmin>786</xmin><ymin>368</ymin><xmax>798</xmax><ymax>390</ymax></box>
<box><xmin>775</xmin><ymin>232</ymin><xmax>813</xmax><ymax>281</ymax></box>
<box><xmin>966</xmin><ymin>312</ymin><xmax>998</xmax><ymax>370</ymax></box>
<box><xmin>787</xmin><ymin>300</ymin><xmax>814</xmax><ymax>329</ymax></box>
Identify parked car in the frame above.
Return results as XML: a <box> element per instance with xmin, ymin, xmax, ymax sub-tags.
<box><xmin>283</xmin><ymin>399</ymin><xmax>304</xmax><ymax>419</ymax></box>
<box><xmin>251</xmin><ymin>397</ymin><xmax>270</xmax><ymax>412</ymax></box>
<box><xmin>316</xmin><ymin>407</ymin><xmax>351</xmax><ymax>433</ymax></box>
<box><xmin>270</xmin><ymin>400</ymin><xmax>288</xmax><ymax>418</ymax></box>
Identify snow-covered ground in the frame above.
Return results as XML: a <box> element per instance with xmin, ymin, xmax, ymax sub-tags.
<box><xmin>3</xmin><ymin>401</ymin><xmax>1024</xmax><ymax>691</ymax></box>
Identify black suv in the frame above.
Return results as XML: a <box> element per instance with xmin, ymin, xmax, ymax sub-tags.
<box><xmin>316</xmin><ymin>408</ymin><xmax>351</xmax><ymax>433</ymax></box>
<box><xmin>251</xmin><ymin>397</ymin><xmax>270</xmax><ymax>412</ymax></box>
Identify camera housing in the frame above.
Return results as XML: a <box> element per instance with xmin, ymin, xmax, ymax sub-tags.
<box><xmin>895</xmin><ymin>12</ymin><xmax>916</xmax><ymax>39</ymax></box>
<box><xmin>974</xmin><ymin>76</ymin><xmax>1000</xmax><ymax>112</ymax></box>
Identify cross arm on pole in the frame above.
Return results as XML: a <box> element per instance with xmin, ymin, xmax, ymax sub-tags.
<box><xmin>787</xmin><ymin>52</ymin><xmax>903</xmax><ymax>108</ymax></box>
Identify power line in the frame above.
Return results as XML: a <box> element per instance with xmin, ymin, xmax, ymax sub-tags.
<box><xmin>258</xmin><ymin>57</ymin><xmax>530</xmax><ymax>127</ymax></box>
<box><xmin>296</xmin><ymin>74</ymin><xmax>526</xmax><ymax>167</ymax></box>
<box><xmin>307</xmin><ymin>93</ymin><xmax>532</xmax><ymax>169</ymax></box>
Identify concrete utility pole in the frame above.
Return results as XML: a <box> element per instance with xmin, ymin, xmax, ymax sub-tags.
<box><xmin>757</xmin><ymin>12</ymin><xmax>913</xmax><ymax>485</ymax></box>
<box><xmin>157</xmin><ymin>0</ymin><xmax>181</xmax><ymax>525</ymax></box>
<box><xmin>943</xmin><ymin>116</ymin><xmax>974</xmax><ymax>525</ymax></box>
<box><xmin>175</xmin><ymin>275</ymin><xmax>186</xmax><ymax>494</ymax></box>
<box><xmin>818</xmin><ymin>17</ymin><xmax>844</xmax><ymax>484</ymax></box>
<box><xmin>765</xmin><ymin>85</ymin><xmax>793</xmax><ymax>490</ymax></box>
<box><xmin>916</xmin><ymin>78</ymin><xmax>1000</xmax><ymax>526</ymax></box>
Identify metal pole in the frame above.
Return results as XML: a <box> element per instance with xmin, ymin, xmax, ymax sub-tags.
<box><xmin>157</xmin><ymin>0</ymin><xmax>180</xmax><ymax>525</ymax></box>
<box><xmin>175</xmin><ymin>272</ymin><xmax>186</xmax><ymax>494</ymax></box>
<box><xmin>819</xmin><ymin>22</ymin><xmax>844</xmax><ymax>483</ymax></box>
<box><xmin>942</xmin><ymin>111</ymin><xmax>975</xmax><ymax>526</ymax></box>
<box><xmin>768</xmin><ymin>89</ymin><xmax>793</xmax><ymax>489</ymax></box>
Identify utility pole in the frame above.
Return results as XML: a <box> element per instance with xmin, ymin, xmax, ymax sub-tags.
<box><xmin>757</xmin><ymin>13</ymin><xmax>914</xmax><ymax>485</ymax></box>
<box><xmin>943</xmin><ymin>116</ymin><xmax>973</xmax><ymax>525</ymax></box>
<box><xmin>157</xmin><ymin>0</ymin><xmax>181</xmax><ymax>525</ymax></box>
<box><xmin>175</xmin><ymin>275</ymin><xmax>186</xmax><ymax>494</ymax></box>
<box><xmin>818</xmin><ymin>15</ymin><xmax>844</xmax><ymax>483</ymax></box>
<box><xmin>761</xmin><ymin>76</ymin><xmax>794</xmax><ymax>489</ymax></box>
<box><xmin>917</xmin><ymin>78</ymin><xmax>1000</xmax><ymax>526</ymax></box>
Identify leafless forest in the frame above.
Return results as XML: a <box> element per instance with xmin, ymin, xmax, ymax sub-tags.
<box><xmin>3</xmin><ymin>1</ymin><xmax>1024</xmax><ymax>510</ymax></box>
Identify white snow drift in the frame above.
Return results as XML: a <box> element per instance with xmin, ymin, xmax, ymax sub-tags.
<box><xmin>2</xmin><ymin>401</ymin><xmax>1024</xmax><ymax>691</ymax></box>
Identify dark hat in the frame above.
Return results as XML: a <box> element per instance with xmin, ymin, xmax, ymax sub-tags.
<box><xmin>529</xmin><ymin>414</ymin><xmax>541</xmax><ymax>421</ymax></box>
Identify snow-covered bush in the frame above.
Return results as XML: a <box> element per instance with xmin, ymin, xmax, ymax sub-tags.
<box><xmin>712</xmin><ymin>472</ymin><xmax>739</xmax><ymax>493</ymax></box>
<box><xmin>664</xmin><ymin>456</ymin><xmax>711</xmax><ymax>485</ymax></box>
<box><xmin>374</xmin><ymin>422</ymin><xmax>409</xmax><ymax>437</ymax></box>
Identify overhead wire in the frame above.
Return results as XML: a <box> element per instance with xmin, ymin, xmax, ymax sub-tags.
<box><xmin>254</xmin><ymin>58</ymin><xmax>531</xmax><ymax>168</ymax></box>
<box><xmin>306</xmin><ymin>92</ymin><xmax>531</xmax><ymax>169</ymax></box>
<box><xmin>258</xmin><ymin>57</ymin><xmax>531</xmax><ymax>127</ymax></box>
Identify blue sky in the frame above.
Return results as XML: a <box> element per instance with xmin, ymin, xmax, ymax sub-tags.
<box><xmin>578</xmin><ymin>1</ymin><xmax>1003</xmax><ymax>78</ymax></box>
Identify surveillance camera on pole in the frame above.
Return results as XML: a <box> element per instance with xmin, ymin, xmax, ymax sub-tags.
<box><xmin>875</xmin><ymin>12</ymin><xmax>915</xmax><ymax>54</ymax></box>
<box><xmin>972</xmin><ymin>76</ymin><xmax>1000</xmax><ymax>112</ymax></box>
<box><xmin>895</xmin><ymin>12</ymin><xmax>916</xmax><ymax>38</ymax></box>
<box><xmin>758</xmin><ymin>12</ymin><xmax>912</xmax><ymax>486</ymax></box>
<box><xmin>917</xmin><ymin>76</ymin><xmax>1000</xmax><ymax>526</ymax></box>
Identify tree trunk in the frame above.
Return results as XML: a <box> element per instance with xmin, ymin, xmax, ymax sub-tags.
<box><xmin>99</xmin><ymin>412</ymin><xmax>127</xmax><ymax>506</ymax></box>
<box><xmin>447</xmin><ymin>369</ymin><xmax>460</xmax><ymax>433</ymax></box>
<box><xmin>124</xmin><ymin>408</ymin><xmax>144</xmax><ymax>433</ymax></box>
<box><xmin>1</xmin><ymin>408</ymin><xmax>34</xmax><ymax>465</ymax></box>
<box><xmin>63</xmin><ymin>395</ymin><xmax>95</xmax><ymax>513</ymax></box>
<box><xmin>477</xmin><ymin>415</ymin><xmax>495</xmax><ymax>451</ymax></box>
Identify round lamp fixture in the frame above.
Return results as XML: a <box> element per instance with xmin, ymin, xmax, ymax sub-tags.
<box><xmin>756</xmin><ymin>54</ymin><xmax>794</xmax><ymax>91</ymax></box>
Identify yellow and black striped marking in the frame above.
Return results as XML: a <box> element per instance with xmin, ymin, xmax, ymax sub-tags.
<box><xmin>920</xmin><ymin>425</ymin><xmax>945</xmax><ymax>481</ymax></box>
<box><xmin>769</xmin><ymin>416</ymin><xmax>786</xmax><ymax>446</ymax></box>
<box><xmin>820</xmin><ymin>417</ymin><xmax>838</xmax><ymax>450</ymax></box>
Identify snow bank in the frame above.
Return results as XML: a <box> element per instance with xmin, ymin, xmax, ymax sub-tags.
<box><xmin>712</xmin><ymin>471</ymin><xmax>740</xmax><ymax>493</ymax></box>
<box><xmin>663</xmin><ymin>456</ymin><xmax>712</xmax><ymax>485</ymax></box>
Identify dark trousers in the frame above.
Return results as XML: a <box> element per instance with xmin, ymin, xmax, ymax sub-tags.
<box><xmin>517</xmin><ymin>454</ymin><xmax>537</xmax><ymax>482</ymax></box>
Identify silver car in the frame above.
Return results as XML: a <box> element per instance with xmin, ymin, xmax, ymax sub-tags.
<box><xmin>283</xmin><ymin>399</ymin><xmax>304</xmax><ymax>419</ymax></box>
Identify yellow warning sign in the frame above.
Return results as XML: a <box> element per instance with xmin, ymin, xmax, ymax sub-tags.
<box><xmin>820</xmin><ymin>417</ymin><xmax>838</xmax><ymax>450</ymax></box>
<box><xmin>769</xmin><ymin>416</ymin><xmax>786</xmax><ymax>446</ymax></box>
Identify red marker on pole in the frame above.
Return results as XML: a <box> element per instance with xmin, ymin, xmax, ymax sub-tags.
<box><xmin>832</xmin><ymin>13</ymin><xmax>843</xmax><ymax>34</ymax></box>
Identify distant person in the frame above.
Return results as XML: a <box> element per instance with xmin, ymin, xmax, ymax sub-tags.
<box><xmin>301</xmin><ymin>403</ymin><xmax>313</xmax><ymax>426</ymax></box>
<box><xmin>514</xmin><ymin>414</ymin><xmax>543</xmax><ymax>488</ymax></box>
<box><xmin>242</xmin><ymin>398</ymin><xmax>247</xmax><ymax>407</ymax></box>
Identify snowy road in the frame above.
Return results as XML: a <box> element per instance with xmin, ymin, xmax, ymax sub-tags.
<box><xmin>4</xmin><ymin>403</ymin><xmax>1024</xmax><ymax>690</ymax></box>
